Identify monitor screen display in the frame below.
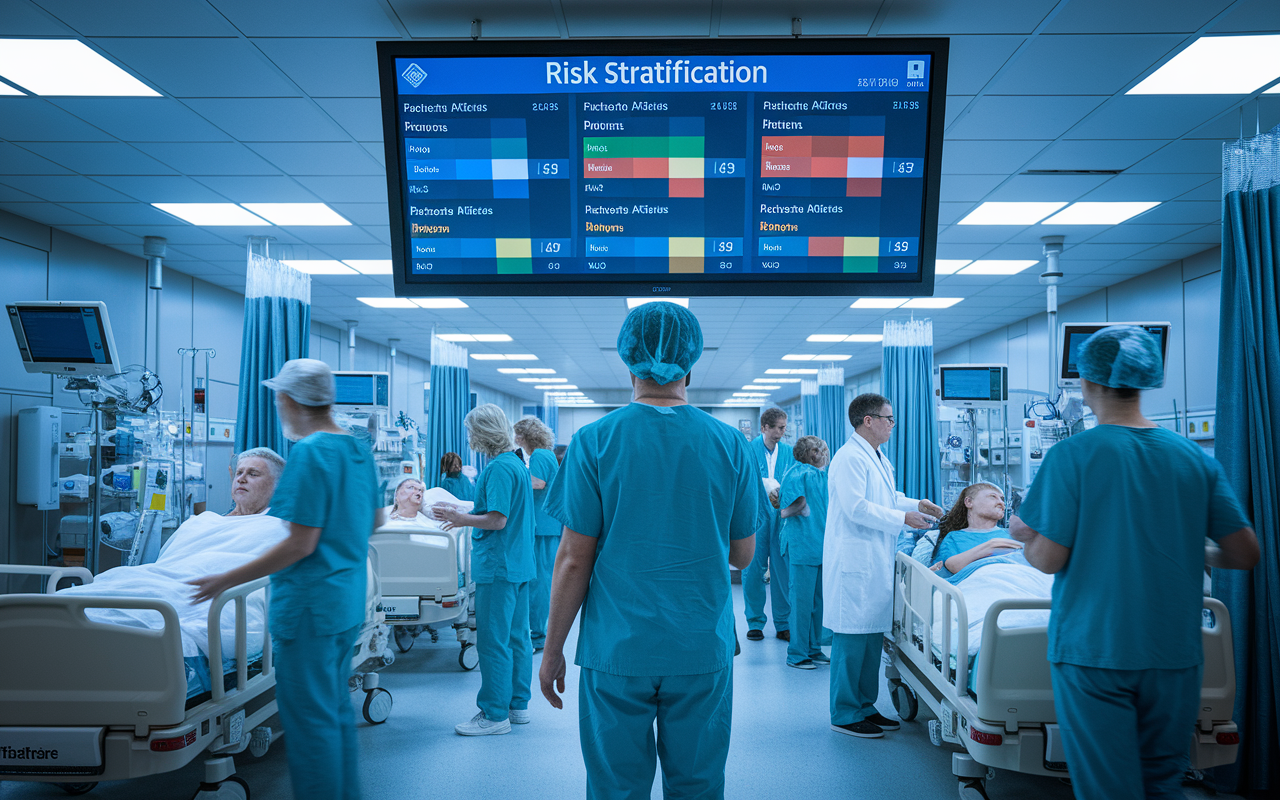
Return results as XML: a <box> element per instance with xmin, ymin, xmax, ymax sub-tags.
<box><xmin>16</xmin><ymin>306</ymin><xmax>112</xmax><ymax>365</ymax></box>
<box><xmin>940</xmin><ymin>366</ymin><xmax>1006</xmax><ymax>402</ymax></box>
<box><xmin>377</xmin><ymin>39</ymin><xmax>948</xmax><ymax>297</ymax></box>
<box><xmin>334</xmin><ymin>374</ymin><xmax>390</xmax><ymax>407</ymax></box>
<box><xmin>1061</xmin><ymin>324</ymin><xmax>1169</xmax><ymax>382</ymax></box>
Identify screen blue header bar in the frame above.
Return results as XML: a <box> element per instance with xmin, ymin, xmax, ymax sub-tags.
<box><xmin>395</xmin><ymin>54</ymin><xmax>931</xmax><ymax>96</ymax></box>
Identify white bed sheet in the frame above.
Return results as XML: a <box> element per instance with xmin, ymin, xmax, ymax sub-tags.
<box><xmin>931</xmin><ymin>562</ymin><xmax>1053</xmax><ymax>656</ymax></box>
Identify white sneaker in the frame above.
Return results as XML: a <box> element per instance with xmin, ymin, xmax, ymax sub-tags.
<box><xmin>509</xmin><ymin>709</ymin><xmax>530</xmax><ymax>724</ymax></box>
<box><xmin>454</xmin><ymin>712</ymin><xmax>511</xmax><ymax>736</ymax></box>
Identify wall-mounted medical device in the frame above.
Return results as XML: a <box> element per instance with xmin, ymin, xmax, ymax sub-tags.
<box><xmin>333</xmin><ymin>371</ymin><xmax>391</xmax><ymax>413</ymax></box>
<box><xmin>7</xmin><ymin>301</ymin><xmax>121</xmax><ymax>376</ymax></box>
<box><xmin>937</xmin><ymin>364</ymin><xmax>1008</xmax><ymax>408</ymax></box>
<box><xmin>1059</xmin><ymin>321</ymin><xmax>1170</xmax><ymax>388</ymax></box>
<box><xmin>17</xmin><ymin>406</ymin><xmax>61</xmax><ymax>510</ymax></box>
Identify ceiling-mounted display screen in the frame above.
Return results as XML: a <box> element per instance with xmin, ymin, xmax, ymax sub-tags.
<box><xmin>377</xmin><ymin>39</ymin><xmax>948</xmax><ymax>297</ymax></box>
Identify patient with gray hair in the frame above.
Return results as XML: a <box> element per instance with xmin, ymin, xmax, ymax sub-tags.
<box><xmin>227</xmin><ymin>447</ymin><xmax>287</xmax><ymax>517</ymax></box>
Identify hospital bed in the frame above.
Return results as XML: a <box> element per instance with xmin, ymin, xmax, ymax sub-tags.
<box><xmin>0</xmin><ymin>555</ymin><xmax>394</xmax><ymax>798</ymax></box>
<box><xmin>888</xmin><ymin>553</ymin><xmax>1239</xmax><ymax>799</ymax></box>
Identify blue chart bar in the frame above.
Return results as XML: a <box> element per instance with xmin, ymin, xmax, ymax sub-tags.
<box><xmin>758</xmin><ymin>238</ymin><xmax>808</xmax><ymax>257</ymax></box>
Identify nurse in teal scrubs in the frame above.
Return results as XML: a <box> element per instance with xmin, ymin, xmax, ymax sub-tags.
<box><xmin>433</xmin><ymin>404</ymin><xmax>535</xmax><ymax>736</ymax></box>
<box><xmin>778</xmin><ymin>435</ymin><xmax>831</xmax><ymax>669</ymax></box>
<box><xmin>514</xmin><ymin>416</ymin><xmax>561</xmax><ymax>652</ymax></box>
<box><xmin>743</xmin><ymin>407</ymin><xmax>795</xmax><ymax>641</ymax></box>
<box><xmin>190</xmin><ymin>359</ymin><xmax>381</xmax><ymax>800</ymax></box>
<box><xmin>538</xmin><ymin>302</ymin><xmax>760</xmax><ymax>800</ymax></box>
<box><xmin>438</xmin><ymin>451</ymin><xmax>475</xmax><ymax>501</ymax></box>
<box><xmin>1012</xmin><ymin>327</ymin><xmax>1259</xmax><ymax>799</ymax></box>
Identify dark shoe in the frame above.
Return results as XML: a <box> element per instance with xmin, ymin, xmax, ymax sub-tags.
<box><xmin>746</xmin><ymin>629</ymin><xmax>764</xmax><ymax>641</ymax></box>
<box><xmin>787</xmin><ymin>660</ymin><xmax>816</xmax><ymax>670</ymax></box>
<box><xmin>865</xmin><ymin>712</ymin><xmax>900</xmax><ymax>731</ymax></box>
<box><xmin>831</xmin><ymin>721</ymin><xmax>884</xmax><ymax>739</ymax></box>
<box><xmin>810</xmin><ymin>653</ymin><xmax>830</xmax><ymax>665</ymax></box>
<box><xmin>776</xmin><ymin>630</ymin><xmax>791</xmax><ymax>642</ymax></box>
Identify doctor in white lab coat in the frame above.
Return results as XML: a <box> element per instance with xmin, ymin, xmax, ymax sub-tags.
<box><xmin>824</xmin><ymin>393</ymin><xmax>943</xmax><ymax>739</ymax></box>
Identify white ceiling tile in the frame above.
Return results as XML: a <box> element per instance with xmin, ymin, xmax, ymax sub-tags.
<box><xmin>943</xmin><ymin>36</ymin><xmax>1026</xmax><ymax>94</ymax></box>
<box><xmin>937</xmin><ymin>226</ymin><xmax>1018</xmax><ymax>244</ymax></box>
<box><xmin>986</xmin><ymin>35</ymin><xmax>1183</xmax><ymax>95</ymax></box>
<box><xmin>245</xmin><ymin>142</ymin><xmax>384</xmax><ymax>176</ymax></box>
<box><xmin>561</xmin><ymin>0</ymin><xmax>712</xmax><ymax>36</ymax></box>
<box><xmin>181</xmin><ymin>99</ymin><xmax>350</xmax><ymax>141</ymax></box>
<box><xmin>0</xmin><ymin>143</ymin><xmax>71</xmax><ymax>174</ymax></box>
<box><xmin>941</xmin><ymin>139</ymin><xmax>1049</xmax><ymax>174</ymax></box>
<box><xmin>944</xmin><ymin>96</ymin><xmax>975</xmax><ymax>128</ymax></box>
<box><xmin>1209</xmin><ymin>0</ymin><xmax>1280</xmax><ymax>33</ymax></box>
<box><xmin>1064</xmin><ymin>96</ymin><xmax>1241</xmax><ymax>140</ymax></box>
<box><xmin>293</xmin><ymin>175</ymin><xmax>387</xmax><ymax>203</ymax></box>
<box><xmin>937</xmin><ymin>202</ymin><xmax>978</xmax><ymax>225</ymax></box>
<box><xmin>327</xmin><ymin>203</ymin><xmax>389</xmax><ymax>226</ymax></box>
<box><xmin>1138</xmin><ymin>242</ymin><xmax>1218</xmax><ymax>262</ymax></box>
<box><xmin>0</xmin><ymin>0</ymin><xmax>76</xmax><ymax>34</ymax></box>
<box><xmin>204</xmin><ymin>0</ymin><xmax>403</xmax><ymax>36</ymax></box>
<box><xmin>1125</xmin><ymin>139</ymin><xmax>1228</xmax><ymax>174</ymax></box>
<box><xmin>312</xmin><ymin>98</ymin><xmax>383</xmax><ymax>141</ymax></box>
<box><xmin>50</xmin><ymin>224</ymin><xmax>142</xmax><ymax>246</ymax></box>
<box><xmin>939</xmin><ymin>173</ymin><xmax>1007</xmax><ymax>201</ymax></box>
<box><xmin>1171</xmin><ymin>225</ymin><xmax>1222</xmax><ymax>245</ymax></box>
<box><xmin>89</xmin><ymin>38</ymin><xmax>303</xmax><ymax>98</ymax></box>
<box><xmin>131</xmin><ymin>142</ymin><xmax>282</xmax><ymax>175</ymax></box>
<box><xmin>1174</xmin><ymin>178</ymin><xmax>1222</xmax><ymax>202</ymax></box>
<box><xmin>114</xmin><ymin>224</ymin><xmax>237</xmax><ymax>245</ymax></box>
<box><xmin>0</xmin><ymin>175</ymin><xmax>133</xmax><ymax>202</ymax></box>
<box><xmin>1045</xmin><ymin>0</ymin><xmax>1234</xmax><ymax>33</ymax></box>
<box><xmin>19</xmin><ymin>142</ymin><xmax>177</xmax><ymax>175</ymax></box>
<box><xmin>1023</xmin><ymin>139</ymin><xmax>1165</xmax><ymax>172</ymax></box>
<box><xmin>1077</xmin><ymin>173</ymin><xmax>1216</xmax><ymax>201</ymax></box>
<box><xmin>50</xmin><ymin>98</ymin><xmax>235</xmax><ymax>142</ymax></box>
<box><xmin>985</xmin><ymin>172</ymin><xmax>1112</xmax><ymax>201</ymax></box>
<box><xmin>250</xmin><ymin>38</ymin><xmax>381</xmax><ymax>97</ymax></box>
<box><xmin>193</xmin><ymin>175</ymin><xmax>318</xmax><ymax>201</ymax></box>
<box><xmin>1061</xmin><ymin>242</ymin><xmax>1154</xmax><ymax>261</ymax></box>
<box><xmin>0</xmin><ymin>202</ymin><xmax>98</xmax><ymax>225</ymax></box>
<box><xmin>1133</xmin><ymin>202</ymin><xmax>1221</xmax><ymax>225</ymax></box>
<box><xmin>34</xmin><ymin>0</ymin><xmax>241</xmax><ymax>35</ymax></box>
<box><xmin>0</xmin><ymin>97</ymin><xmax>114</xmax><ymax>141</ymax></box>
<box><xmin>717</xmin><ymin>2</ymin><xmax>876</xmax><ymax>36</ymax></box>
<box><xmin>1085</xmin><ymin>223</ymin><xmax>1201</xmax><ymax>244</ymax></box>
<box><xmin>63</xmin><ymin>202</ymin><xmax>195</xmax><ymax>226</ymax></box>
<box><xmin>0</xmin><ymin>183</ymin><xmax>39</xmax><ymax>201</ymax></box>
<box><xmin>879</xmin><ymin>0</ymin><xmax>1058</xmax><ymax>34</ymax></box>
<box><xmin>948</xmin><ymin>95</ymin><xmax>1107</xmax><ymax>139</ymax></box>
<box><xmin>1186</xmin><ymin>98</ymin><xmax>1280</xmax><ymax>140</ymax></box>
<box><xmin>274</xmin><ymin>225</ymin><xmax>380</xmax><ymax>244</ymax></box>
<box><xmin>90</xmin><ymin>175</ymin><xmax>231</xmax><ymax>202</ymax></box>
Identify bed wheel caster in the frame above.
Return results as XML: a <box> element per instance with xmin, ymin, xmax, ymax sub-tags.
<box><xmin>459</xmin><ymin>643</ymin><xmax>479</xmax><ymax>671</ymax></box>
<box><xmin>248</xmin><ymin>726</ymin><xmax>272</xmax><ymax>758</ymax></box>
<box><xmin>394</xmin><ymin>626</ymin><xmax>415</xmax><ymax>653</ymax></box>
<box><xmin>191</xmin><ymin>776</ymin><xmax>249</xmax><ymax>800</ymax></box>
<box><xmin>54</xmin><ymin>783</ymin><xmax>98</xmax><ymax>796</ymax></box>
<box><xmin>362</xmin><ymin>687</ymin><xmax>393</xmax><ymax>724</ymax></box>
<box><xmin>958</xmin><ymin>778</ymin><xmax>991</xmax><ymax>800</ymax></box>
<box><xmin>890</xmin><ymin>681</ymin><xmax>918</xmax><ymax>722</ymax></box>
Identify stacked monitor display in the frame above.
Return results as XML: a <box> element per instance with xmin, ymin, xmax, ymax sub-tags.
<box><xmin>7</xmin><ymin>301</ymin><xmax>120</xmax><ymax>376</ymax></box>
<box><xmin>1059</xmin><ymin>322</ymin><xmax>1170</xmax><ymax>387</ymax></box>
<box><xmin>938</xmin><ymin>364</ymin><xmax>1008</xmax><ymax>407</ymax></box>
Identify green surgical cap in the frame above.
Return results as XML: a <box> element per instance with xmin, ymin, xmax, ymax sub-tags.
<box><xmin>1077</xmin><ymin>325</ymin><xmax>1164</xmax><ymax>390</ymax></box>
<box><xmin>617</xmin><ymin>302</ymin><xmax>703</xmax><ymax>384</ymax></box>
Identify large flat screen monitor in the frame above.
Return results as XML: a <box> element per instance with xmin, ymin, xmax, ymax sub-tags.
<box><xmin>7</xmin><ymin>301</ymin><xmax>120</xmax><ymax>376</ymax></box>
<box><xmin>1060</xmin><ymin>322</ymin><xmax>1171</xmax><ymax>387</ymax></box>
<box><xmin>377</xmin><ymin>38</ymin><xmax>948</xmax><ymax>298</ymax></box>
<box><xmin>938</xmin><ymin>364</ymin><xmax>1008</xmax><ymax>407</ymax></box>
<box><xmin>333</xmin><ymin>372</ymin><xmax>390</xmax><ymax>412</ymax></box>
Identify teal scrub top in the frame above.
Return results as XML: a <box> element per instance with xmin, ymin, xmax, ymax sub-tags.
<box><xmin>929</xmin><ymin>527</ymin><xmax>1026</xmax><ymax>585</ymax></box>
<box><xmin>1018</xmin><ymin>425</ymin><xmax>1250</xmax><ymax>671</ymax></box>
<box><xmin>439</xmin><ymin>472</ymin><xmax>474</xmax><ymax>502</ymax></box>
<box><xmin>528</xmin><ymin>448</ymin><xmax>562</xmax><ymax>538</ymax></box>
<box><xmin>750</xmin><ymin>435</ymin><xmax>794</xmax><ymax>522</ymax></box>
<box><xmin>543</xmin><ymin>403</ymin><xmax>761</xmax><ymax>677</ymax></box>
<box><xmin>268</xmin><ymin>432</ymin><xmax>380</xmax><ymax>638</ymax></box>
<box><xmin>779</xmin><ymin>462</ymin><xmax>827</xmax><ymax>566</ymax></box>
<box><xmin>470</xmin><ymin>451</ymin><xmax>536</xmax><ymax>584</ymax></box>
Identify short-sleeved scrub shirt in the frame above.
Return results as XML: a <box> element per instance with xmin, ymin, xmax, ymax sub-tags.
<box><xmin>470</xmin><ymin>451</ymin><xmax>536</xmax><ymax>585</ymax></box>
<box><xmin>528</xmin><ymin>448</ymin><xmax>562</xmax><ymax>538</ymax></box>
<box><xmin>269</xmin><ymin>432</ymin><xmax>381</xmax><ymax>638</ymax></box>
<box><xmin>929</xmin><ymin>527</ymin><xmax>1027</xmax><ymax>584</ymax></box>
<box><xmin>779</xmin><ymin>462</ymin><xmax>828</xmax><ymax>567</ymax></box>
<box><xmin>543</xmin><ymin>403</ymin><xmax>762</xmax><ymax>677</ymax></box>
<box><xmin>1018</xmin><ymin>425</ymin><xmax>1250</xmax><ymax>671</ymax></box>
<box><xmin>440</xmin><ymin>472</ymin><xmax>474</xmax><ymax>502</ymax></box>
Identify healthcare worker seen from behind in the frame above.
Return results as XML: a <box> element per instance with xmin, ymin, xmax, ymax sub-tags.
<box><xmin>1011</xmin><ymin>326</ymin><xmax>1259</xmax><ymax>800</ymax></box>
<box><xmin>825</xmin><ymin>393</ymin><xmax>943</xmax><ymax>739</ymax></box>
<box><xmin>189</xmin><ymin>358</ymin><xmax>382</xmax><ymax>800</ymax></box>
<box><xmin>540</xmin><ymin>301</ymin><xmax>760</xmax><ymax>800</ymax></box>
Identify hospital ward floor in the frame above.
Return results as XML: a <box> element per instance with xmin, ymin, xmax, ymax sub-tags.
<box><xmin>1</xmin><ymin>586</ymin><xmax>1242</xmax><ymax>800</ymax></box>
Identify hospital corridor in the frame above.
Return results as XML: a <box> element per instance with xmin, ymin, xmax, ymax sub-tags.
<box><xmin>0</xmin><ymin>1</ymin><xmax>1278</xmax><ymax>799</ymax></box>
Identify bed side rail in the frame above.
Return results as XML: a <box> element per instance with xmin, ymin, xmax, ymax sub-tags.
<box><xmin>1198</xmin><ymin>597</ymin><xmax>1235</xmax><ymax>730</ymax></box>
<box><xmin>205</xmin><ymin>577</ymin><xmax>272</xmax><ymax>703</ymax></box>
<box><xmin>0</xmin><ymin>564</ymin><xmax>94</xmax><ymax>594</ymax></box>
<box><xmin>974</xmin><ymin>598</ymin><xmax>1053</xmax><ymax>728</ymax></box>
<box><xmin>894</xmin><ymin>553</ymin><xmax>971</xmax><ymax>702</ymax></box>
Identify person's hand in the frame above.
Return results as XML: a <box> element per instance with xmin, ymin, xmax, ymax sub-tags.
<box><xmin>800</xmin><ymin>505</ymin><xmax>811</xmax><ymax>517</ymax></box>
<box><xmin>904</xmin><ymin>511</ymin><xmax>937</xmax><ymax>530</ymax></box>
<box><xmin>187</xmin><ymin>573</ymin><xmax>235</xmax><ymax>604</ymax></box>
<box><xmin>430</xmin><ymin>502</ymin><xmax>461</xmax><ymax>530</ymax></box>
<box><xmin>769</xmin><ymin>489</ymin><xmax>780</xmax><ymax>509</ymax></box>
<box><xmin>973</xmin><ymin>538</ymin><xmax>1022</xmax><ymax>559</ymax></box>
<box><xmin>1008</xmin><ymin>514</ymin><xmax>1035</xmax><ymax>543</ymax></box>
<box><xmin>540</xmin><ymin>646</ymin><xmax>567</xmax><ymax>709</ymax></box>
<box><xmin>918</xmin><ymin>499</ymin><xmax>945</xmax><ymax>518</ymax></box>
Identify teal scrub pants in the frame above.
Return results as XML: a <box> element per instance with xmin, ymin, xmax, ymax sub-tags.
<box><xmin>830</xmin><ymin>632</ymin><xmax>883</xmax><ymax>725</ymax></box>
<box><xmin>474</xmin><ymin>579</ymin><xmax>532</xmax><ymax>721</ymax></box>
<box><xmin>579</xmin><ymin>667</ymin><xmax>733</xmax><ymax>800</ymax></box>
<box><xmin>275</xmin><ymin>617</ymin><xmax>362</xmax><ymax>800</ymax></box>
<box><xmin>529</xmin><ymin>536</ymin><xmax>560</xmax><ymax>649</ymax></box>
<box><xmin>1051</xmin><ymin>662</ymin><xmax>1202</xmax><ymax>800</ymax></box>
<box><xmin>743</xmin><ymin>514</ymin><xmax>790</xmax><ymax>633</ymax></box>
<box><xmin>787</xmin><ymin>564</ymin><xmax>828</xmax><ymax>665</ymax></box>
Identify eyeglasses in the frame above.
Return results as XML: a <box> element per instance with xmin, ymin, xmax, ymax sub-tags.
<box><xmin>869</xmin><ymin>414</ymin><xmax>896</xmax><ymax>426</ymax></box>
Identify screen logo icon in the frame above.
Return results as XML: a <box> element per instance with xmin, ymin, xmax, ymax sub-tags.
<box><xmin>402</xmin><ymin>63</ymin><xmax>428</xmax><ymax>87</ymax></box>
<box><xmin>907</xmin><ymin>60</ymin><xmax>925</xmax><ymax>80</ymax></box>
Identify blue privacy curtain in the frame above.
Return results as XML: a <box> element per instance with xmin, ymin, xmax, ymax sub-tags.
<box><xmin>817</xmin><ymin>367</ymin><xmax>846</xmax><ymax>458</ymax></box>
<box><xmin>1212</xmin><ymin>128</ymin><xmax>1280</xmax><ymax>795</ymax></box>
<box><xmin>543</xmin><ymin>392</ymin><xmax>560</xmax><ymax>446</ymax></box>
<box><xmin>427</xmin><ymin>335</ymin><xmax>471</xmax><ymax>489</ymax></box>
<box><xmin>801</xmin><ymin>379</ymin><xmax>820</xmax><ymax>440</ymax></box>
<box><xmin>235</xmin><ymin>253</ymin><xmax>310</xmax><ymax>454</ymax></box>
<box><xmin>880</xmin><ymin>319</ymin><xmax>941</xmax><ymax>502</ymax></box>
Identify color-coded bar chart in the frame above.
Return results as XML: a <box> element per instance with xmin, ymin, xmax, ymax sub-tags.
<box><xmin>759</xmin><ymin>136</ymin><xmax>885</xmax><ymax>197</ymax></box>
<box><xmin>582</xmin><ymin>117</ymin><xmax>707</xmax><ymax>197</ymax></box>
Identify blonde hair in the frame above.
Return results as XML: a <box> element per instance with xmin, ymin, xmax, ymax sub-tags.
<box><xmin>513</xmin><ymin>416</ymin><xmax>554</xmax><ymax>450</ymax></box>
<box><xmin>465</xmin><ymin>404</ymin><xmax>515</xmax><ymax>458</ymax></box>
<box><xmin>792</xmin><ymin>435</ymin><xmax>828</xmax><ymax>467</ymax></box>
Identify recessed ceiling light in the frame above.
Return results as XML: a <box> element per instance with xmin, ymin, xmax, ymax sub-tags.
<box><xmin>746</xmin><ymin>385</ymin><xmax>782</xmax><ymax>390</ymax></box>
<box><xmin>807</xmin><ymin>334</ymin><xmax>847</xmax><ymax>343</ymax></box>
<box><xmin>846</xmin><ymin>334</ymin><xmax>884</xmax><ymax>342</ymax></box>
<box><xmin>1040</xmin><ymin>202</ymin><xmax>1160</xmax><ymax>225</ymax></box>
<box><xmin>536</xmin><ymin>384</ymin><xmax>576</xmax><ymax>390</ymax></box>
<box><xmin>957</xmin><ymin>202</ymin><xmax>1067</xmax><ymax>226</ymax></box>
<box><xmin>471</xmin><ymin>354</ymin><xmax>539</xmax><ymax>361</ymax></box>
<box><xmin>806</xmin><ymin>334</ymin><xmax>884</xmax><ymax>343</ymax></box>
<box><xmin>0</xmin><ymin>39</ymin><xmax>160</xmax><ymax>96</ymax></box>
<box><xmin>782</xmin><ymin>354</ymin><xmax>816</xmax><ymax>361</ymax></box>
<box><xmin>0</xmin><ymin>81</ymin><xmax>24</xmax><ymax>96</ymax></box>
<box><xmin>153</xmin><ymin>203</ymin><xmax>269</xmax><ymax>226</ymax></box>
<box><xmin>282</xmin><ymin>259</ymin><xmax>356</xmax><ymax>275</ymax></box>
<box><xmin>343</xmin><ymin>260</ymin><xmax>393</xmax><ymax>274</ymax></box>
<box><xmin>519</xmin><ymin>377</ymin><xmax>565</xmax><ymax>383</ymax></box>
<box><xmin>474</xmin><ymin>334</ymin><xmax>513</xmax><ymax>342</ymax></box>
<box><xmin>412</xmin><ymin>298</ymin><xmax>468</xmax><ymax>309</ymax></box>
<box><xmin>525</xmin><ymin>368</ymin><xmax>556</xmax><ymax>374</ymax></box>
<box><xmin>902</xmin><ymin>297</ymin><xmax>964</xmax><ymax>308</ymax></box>
<box><xmin>850</xmin><ymin>298</ymin><xmax>907</xmax><ymax>309</ymax></box>
<box><xmin>757</xmin><ymin>378</ymin><xmax>802</xmax><ymax>383</ymax></box>
<box><xmin>438</xmin><ymin>333</ymin><xmax>513</xmax><ymax>343</ymax></box>
<box><xmin>1128</xmin><ymin>34</ymin><xmax>1280</xmax><ymax>95</ymax></box>
<box><xmin>766</xmin><ymin>368</ymin><xmax>819</xmax><ymax>375</ymax></box>
<box><xmin>935</xmin><ymin>259</ymin><xmax>971</xmax><ymax>275</ymax></box>
<box><xmin>240</xmin><ymin>203</ymin><xmax>350</xmax><ymax>226</ymax></box>
<box><xmin>959</xmin><ymin>260</ymin><xmax>1039</xmax><ymax>275</ymax></box>
<box><xmin>626</xmin><ymin>298</ymin><xmax>690</xmax><ymax>308</ymax></box>
<box><xmin>357</xmin><ymin>297</ymin><xmax>418</xmax><ymax>308</ymax></box>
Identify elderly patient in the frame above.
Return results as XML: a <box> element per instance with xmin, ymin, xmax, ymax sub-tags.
<box><xmin>58</xmin><ymin>448</ymin><xmax>290</xmax><ymax>660</ymax></box>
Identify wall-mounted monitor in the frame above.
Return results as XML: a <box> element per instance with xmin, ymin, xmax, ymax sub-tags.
<box><xmin>938</xmin><ymin>364</ymin><xmax>1008</xmax><ymax>407</ymax></box>
<box><xmin>377</xmin><ymin>38</ymin><xmax>948</xmax><ymax>297</ymax></box>
<box><xmin>333</xmin><ymin>372</ymin><xmax>390</xmax><ymax>412</ymax></box>
<box><xmin>1059</xmin><ymin>322</ymin><xmax>1170</xmax><ymax>388</ymax></box>
<box><xmin>7</xmin><ymin>301</ymin><xmax>120</xmax><ymax>376</ymax></box>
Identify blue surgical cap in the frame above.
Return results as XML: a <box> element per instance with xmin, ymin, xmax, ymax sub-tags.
<box><xmin>617</xmin><ymin>302</ymin><xmax>703</xmax><ymax>384</ymax></box>
<box><xmin>1077</xmin><ymin>325</ymin><xmax>1164</xmax><ymax>390</ymax></box>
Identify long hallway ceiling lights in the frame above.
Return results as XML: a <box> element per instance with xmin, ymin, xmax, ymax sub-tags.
<box><xmin>850</xmin><ymin>298</ymin><xmax>964</xmax><ymax>309</ymax></box>
<box><xmin>155</xmin><ymin>203</ymin><xmax>350</xmax><ymax>227</ymax></box>
<box><xmin>1128</xmin><ymin>34</ymin><xmax>1280</xmax><ymax>95</ymax></box>
<box><xmin>959</xmin><ymin>201</ymin><xmax>1159</xmax><ymax>226</ymax></box>
<box><xmin>0</xmin><ymin>39</ymin><xmax>159</xmax><ymax>96</ymax></box>
<box><xmin>357</xmin><ymin>297</ymin><xmax>468</xmax><ymax>309</ymax></box>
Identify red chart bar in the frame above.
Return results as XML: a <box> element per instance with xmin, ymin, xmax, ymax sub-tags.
<box><xmin>669</xmin><ymin>178</ymin><xmax>703</xmax><ymax>197</ymax></box>
<box><xmin>846</xmin><ymin>178</ymin><xmax>882</xmax><ymax>197</ymax></box>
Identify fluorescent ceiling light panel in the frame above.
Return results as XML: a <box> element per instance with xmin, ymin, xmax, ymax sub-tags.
<box><xmin>766</xmin><ymin>368</ymin><xmax>819</xmax><ymax>375</ymax></box>
<box><xmin>934</xmin><ymin>260</ymin><xmax>971</xmax><ymax>275</ymax></box>
<box><xmin>959</xmin><ymin>260</ymin><xmax>1039</xmax><ymax>275</ymax></box>
<box><xmin>519</xmin><ymin>377</ymin><xmax>565</xmax><ymax>383</ymax></box>
<box><xmin>281</xmin><ymin>259</ymin><xmax>356</xmax><ymax>275</ymax></box>
<box><xmin>153</xmin><ymin>203</ymin><xmax>269</xmax><ymax>226</ymax></box>
<box><xmin>806</xmin><ymin>334</ymin><xmax>883</xmax><ymax>343</ymax></box>
<box><xmin>626</xmin><ymin>297</ymin><xmax>690</xmax><ymax>308</ymax></box>
<box><xmin>439</xmin><ymin>333</ymin><xmax>513</xmax><ymax>343</ymax></box>
<box><xmin>757</xmin><ymin>378</ymin><xmax>801</xmax><ymax>383</ymax></box>
<box><xmin>497</xmin><ymin>368</ymin><xmax>528</xmax><ymax>374</ymax></box>
<box><xmin>781</xmin><ymin>354</ymin><xmax>816</xmax><ymax>361</ymax></box>
<box><xmin>734</xmin><ymin>393</ymin><xmax>769</xmax><ymax>397</ymax></box>
<box><xmin>745</xmin><ymin>385</ymin><xmax>782</xmax><ymax>390</ymax></box>
<box><xmin>850</xmin><ymin>298</ymin><xmax>907</xmax><ymax>309</ymax></box>
<box><xmin>343</xmin><ymin>260</ymin><xmax>393</xmax><ymax>274</ymax></box>
<box><xmin>535</xmin><ymin>384</ymin><xmax>576</xmax><ymax>390</ymax></box>
<box><xmin>525</xmin><ymin>368</ymin><xmax>556</xmax><ymax>374</ymax></box>
<box><xmin>0</xmin><ymin>81</ymin><xmax>24</xmax><ymax>96</ymax></box>
<box><xmin>357</xmin><ymin>297</ymin><xmax>418</xmax><ymax>309</ymax></box>
<box><xmin>1040</xmin><ymin>202</ymin><xmax>1160</xmax><ymax>225</ymax></box>
<box><xmin>807</xmin><ymin>334</ymin><xmax>848</xmax><ymax>342</ymax></box>
<box><xmin>1128</xmin><ymin>35</ymin><xmax>1280</xmax><ymax>95</ymax></box>
<box><xmin>240</xmin><ymin>203</ymin><xmax>350</xmax><ymax>226</ymax></box>
<box><xmin>470</xmin><ymin>354</ymin><xmax>537</xmax><ymax>361</ymax></box>
<box><xmin>903</xmin><ymin>297</ymin><xmax>964</xmax><ymax>309</ymax></box>
<box><xmin>0</xmin><ymin>39</ymin><xmax>160</xmax><ymax>96</ymax></box>
<box><xmin>412</xmin><ymin>298</ymin><xmax>468</xmax><ymax>309</ymax></box>
<box><xmin>473</xmin><ymin>334</ymin><xmax>513</xmax><ymax>342</ymax></box>
<box><xmin>957</xmin><ymin>202</ymin><xmax>1067</xmax><ymax>226</ymax></box>
<box><xmin>846</xmin><ymin>334</ymin><xmax>884</xmax><ymax>343</ymax></box>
